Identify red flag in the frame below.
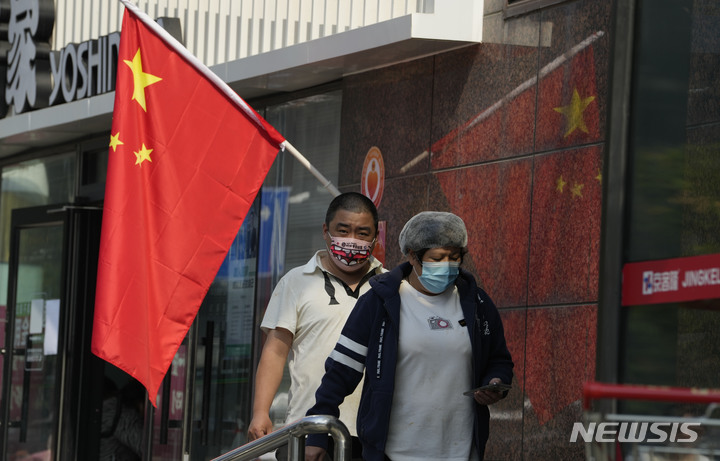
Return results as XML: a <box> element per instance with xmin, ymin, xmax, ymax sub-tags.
<box><xmin>92</xmin><ymin>6</ymin><xmax>285</xmax><ymax>404</ymax></box>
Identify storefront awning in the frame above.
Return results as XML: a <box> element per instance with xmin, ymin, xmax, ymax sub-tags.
<box><xmin>0</xmin><ymin>7</ymin><xmax>481</xmax><ymax>158</ymax></box>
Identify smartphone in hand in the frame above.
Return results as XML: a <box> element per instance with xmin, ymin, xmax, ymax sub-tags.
<box><xmin>463</xmin><ymin>382</ymin><xmax>512</xmax><ymax>396</ymax></box>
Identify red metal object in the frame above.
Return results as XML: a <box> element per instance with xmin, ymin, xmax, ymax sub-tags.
<box><xmin>583</xmin><ymin>381</ymin><xmax>720</xmax><ymax>409</ymax></box>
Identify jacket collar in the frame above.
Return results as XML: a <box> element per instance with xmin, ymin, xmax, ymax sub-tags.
<box><xmin>370</xmin><ymin>261</ymin><xmax>480</xmax><ymax>325</ymax></box>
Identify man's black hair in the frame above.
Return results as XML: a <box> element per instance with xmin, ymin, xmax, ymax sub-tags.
<box><xmin>325</xmin><ymin>192</ymin><xmax>379</xmax><ymax>232</ymax></box>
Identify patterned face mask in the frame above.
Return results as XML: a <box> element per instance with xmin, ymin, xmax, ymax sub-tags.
<box><xmin>326</xmin><ymin>233</ymin><xmax>374</xmax><ymax>272</ymax></box>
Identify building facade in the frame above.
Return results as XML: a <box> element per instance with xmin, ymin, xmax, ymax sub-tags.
<box><xmin>0</xmin><ymin>0</ymin><xmax>718</xmax><ymax>460</ymax></box>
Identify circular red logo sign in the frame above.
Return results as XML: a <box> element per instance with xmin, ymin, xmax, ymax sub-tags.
<box><xmin>361</xmin><ymin>146</ymin><xmax>385</xmax><ymax>208</ymax></box>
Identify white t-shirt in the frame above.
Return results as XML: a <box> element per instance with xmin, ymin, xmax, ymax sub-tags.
<box><xmin>260</xmin><ymin>250</ymin><xmax>382</xmax><ymax>436</ymax></box>
<box><xmin>385</xmin><ymin>280</ymin><xmax>477</xmax><ymax>461</ymax></box>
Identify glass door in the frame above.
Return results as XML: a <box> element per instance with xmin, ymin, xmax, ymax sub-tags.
<box><xmin>0</xmin><ymin>207</ymin><xmax>67</xmax><ymax>460</ymax></box>
<box><xmin>0</xmin><ymin>205</ymin><xmax>108</xmax><ymax>461</ymax></box>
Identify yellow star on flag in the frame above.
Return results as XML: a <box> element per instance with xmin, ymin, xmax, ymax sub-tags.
<box><xmin>134</xmin><ymin>144</ymin><xmax>153</xmax><ymax>165</ymax></box>
<box><xmin>556</xmin><ymin>175</ymin><xmax>567</xmax><ymax>193</ymax></box>
<box><xmin>109</xmin><ymin>132</ymin><xmax>124</xmax><ymax>152</ymax></box>
<box><xmin>553</xmin><ymin>88</ymin><xmax>596</xmax><ymax>138</ymax></box>
<box><xmin>124</xmin><ymin>49</ymin><xmax>162</xmax><ymax>112</ymax></box>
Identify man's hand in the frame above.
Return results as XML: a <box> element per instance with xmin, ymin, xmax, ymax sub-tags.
<box><xmin>473</xmin><ymin>378</ymin><xmax>506</xmax><ymax>406</ymax></box>
<box><xmin>305</xmin><ymin>446</ymin><xmax>327</xmax><ymax>461</ymax></box>
<box><xmin>247</xmin><ymin>328</ymin><xmax>293</xmax><ymax>441</ymax></box>
<box><xmin>247</xmin><ymin>413</ymin><xmax>273</xmax><ymax>441</ymax></box>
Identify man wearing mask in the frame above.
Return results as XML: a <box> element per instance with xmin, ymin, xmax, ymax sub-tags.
<box><xmin>248</xmin><ymin>192</ymin><xmax>383</xmax><ymax>460</ymax></box>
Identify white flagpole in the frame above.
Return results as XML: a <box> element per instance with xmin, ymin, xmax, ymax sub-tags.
<box><xmin>283</xmin><ymin>141</ymin><xmax>341</xmax><ymax>196</ymax></box>
<box><xmin>115</xmin><ymin>0</ymin><xmax>341</xmax><ymax>197</ymax></box>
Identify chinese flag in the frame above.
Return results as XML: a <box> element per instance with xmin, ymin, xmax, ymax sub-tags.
<box><xmin>92</xmin><ymin>7</ymin><xmax>285</xmax><ymax>404</ymax></box>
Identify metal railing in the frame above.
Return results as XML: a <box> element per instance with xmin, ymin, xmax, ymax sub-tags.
<box><xmin>212</xmin><ymin>415</ymin><xmax>351</xmax><ymax>461</ymax></box>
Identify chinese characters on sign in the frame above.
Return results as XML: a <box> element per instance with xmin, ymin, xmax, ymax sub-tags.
<box><xmin>642</xmin><ymin>270</ymin><xmax>679</xmax><ymax>295</ymax></box>
<box><xmin>2</xmin><ymin>2</ymin><xmax>181</xmax><ymax>118</ymax></box>
<box><xmin>622</xmin><ymin>253</ymin><xmax>720</xmax><ymax>305</ymax></box>
<box><xmin>4</xmin><ymin>0</ymin><xmax>54</xmax><ymax>116</ymax></box>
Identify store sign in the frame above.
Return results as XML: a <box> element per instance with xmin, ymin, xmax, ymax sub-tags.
<box><xmin>47</xmin><ymin>32</ymin><xmax>121</xmax><ymax>106</ymax></box>
<box><xmin>622</xmin><ymin>253</ymin><xmax>720</xmax><ymax>306</ymax></box>
<box><xmin>2</xmin><ymin>0</ymin><xmax>120</xmax><ymax>116</ymax></box>
<box><xmin>3</xmin><ymin>1</ymin><xmax>180</xmax><ymax>118</ymax></box>
<box><xmin>2</xmin><ymin>0</ymin><xmax>55</xmax><ymax>117</ymax></box>
<box><xmin>361</xmin><ymin>146</ymin><xmax>385</xmax><ymax>208</ymax></box>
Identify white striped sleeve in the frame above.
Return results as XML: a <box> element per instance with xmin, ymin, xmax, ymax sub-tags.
<box><xmin>329</xmin><ymin>350</ymin><xmax>365</xmax><ymax>373</ymax></box>
<box><xmin>337</xmin><ymin>335</ymin><xmax>368</xmax><ymax>356</ymax></box>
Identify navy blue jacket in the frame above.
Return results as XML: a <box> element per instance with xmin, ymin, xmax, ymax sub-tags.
<box><xmin>306</xmin><ymin>262</ymin><xmax>514</xmax><ymax>461</ymax></box>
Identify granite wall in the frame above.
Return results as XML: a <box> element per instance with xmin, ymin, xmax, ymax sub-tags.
<box><xmin>337</xmin><ymin>0</ymin><xmax>612</xmax><ymax>458</ymax></box>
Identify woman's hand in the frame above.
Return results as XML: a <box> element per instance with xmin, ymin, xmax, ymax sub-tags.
<box><xmin>473</xmin><ymin>378</ymin><xmax>506</xmax><ymax>406</ymax></box>
<box><xmin>305</xmin><ymin>446</ymin><xmax>328</xmax><ymax>461</ymax></box>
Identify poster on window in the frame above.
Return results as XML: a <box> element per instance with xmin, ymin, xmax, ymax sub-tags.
<box><xmin>258</xmin><ymin>187</ymin><xmax>290</xmax><ymax>278</ymax></box>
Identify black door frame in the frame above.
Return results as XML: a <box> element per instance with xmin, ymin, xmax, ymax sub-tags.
<box><xmin>0</xmin><ymin>204</ymin><xmax>105</xmax><ymax>460</ymax></box>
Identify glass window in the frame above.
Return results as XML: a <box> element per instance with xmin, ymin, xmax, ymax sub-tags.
<box><xmin>0</xmin><ymin>154</ymin><xmax>77</xmax><ymax>307</ymax></box>
<box><xmin>180</xmin><ymin>201</ymin><xmax>262</xmax><ymax>459</ymax></box>
<box><xmin>5</xmin><ymin>224</ymin><xmax>64</xmax><ymax>460</ymax></box>
<box><xmin>256</xmin><ymin>89</ymin><xmax>342</xmax><ymax>429</ymax></box>
<box><xmin>79</xmin><ymin>139</ymin><xmax>110</xmax><ymax>201</ymax></box>
<box><xmin>163</xmin><ymin>89</ymin><xmax>342</xmax><ymax>461</ymax></box>
<box><xmin>621</xmin><ymin>0</ymin><xmax>720</xmax><ymax>400</ymax></box>
<box><xmin>263</xmin><ymin>91</ymin><xmax>342</xmax><ymax>270</ymax></box>
<box><xmin>0</xmin><ymin>153</ymin><xmax>76</xmax><ymax>452</ymax></box>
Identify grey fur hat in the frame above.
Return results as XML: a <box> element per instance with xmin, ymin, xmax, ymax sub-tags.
<box><xmin>398</xmin><ymin>211</ymin><xmax>468</xmax><ymax>255</ymax></box>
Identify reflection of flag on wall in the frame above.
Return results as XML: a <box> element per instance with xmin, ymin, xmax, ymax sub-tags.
<box><xmin>522</xmin><ymin>32</ymin><xmax>603</xmax><ymax>424</ymax></box>
<box><xmin>258</xmin><ymin>187</ymin><xmax>290</xmax><ymax>278</ymax></box>
<box><xmin>535</xmin><ymin>33</ymin><xmax>602</xmax><ymax>150</ymax></box>
<box><xmin>420</xmin><ymin>31</ymin><xmax>604</xmax><ymax>172</ymax></box>
<box><xmin>427</xmin><ymin>71</ymin><xmax>536</xmax><ymax>168</ymax></box>
<box><xmin>528</xmin><ymin>146</ymin><xmax>603</xmax><ymax>305</ymax></box>
<box><xmin>523</xmin><ymin>305</ymin><xmax>597</xmax><ymax>425</ymax></box>
<box><xmin>92</xmin><ymin>6</ymin><xmax>285</xmax><ymax>404</ymax></box>
<box><xmin>432</xmin><ymin>32</ymin><xmax>604</xmax><ymax>426</ymax></box>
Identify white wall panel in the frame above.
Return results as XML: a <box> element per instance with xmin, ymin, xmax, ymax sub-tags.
<box><xmin>50</xmin><ymin>0</ymin><xmax>432</xmax><ymax>66</ymax></box>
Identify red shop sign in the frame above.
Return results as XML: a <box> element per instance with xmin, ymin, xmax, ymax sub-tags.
<box><xmin>622</xmin><ymin>253</ymin><xmax>720</xmax><ymax>306</ymax></box>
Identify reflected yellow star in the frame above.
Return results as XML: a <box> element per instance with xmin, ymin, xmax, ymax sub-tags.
<box><xmin>556</xmin><ymin>175</ymin><xmax>567</xmax><ymax>193</ymax></box>
<box><xmin>109</xmin><ymin>132</ymin><xmax>124</xmax><ymax>152</ymax></box>
<box><xmin>124</xmin><ymin>49</ymin><xmax>162</xmax><ymax>112</ymax></box>
<box><xmin>553</xmin><ymin>88</ymin><xmax>596</xmax><ymax>137</ymax></box>
<box><xmin>134</xmin><ymin>144</ymin><xmax>153</xmax><ymax>165</ymax></box>
<box><xmin>596</xmin><ymin>169</ymin><xmax>602</xmax><ymax>183</ymax></box>
<box><xmin>571</xmin><ymin>182</ymin><xmax>584</xmax><ymax>198</ymax></box>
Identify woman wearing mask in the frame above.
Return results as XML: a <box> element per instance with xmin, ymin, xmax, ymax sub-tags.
<box><xmin>305</xmin><ymin>211</ymin><xmax>514</xmax><ymax>461</ymax></box>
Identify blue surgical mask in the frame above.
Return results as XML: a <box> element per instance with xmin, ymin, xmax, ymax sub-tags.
<box><xmin>415</xmin><ymin>261</ymin><xmax>460</xmax><ymax>294</ymax></box>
